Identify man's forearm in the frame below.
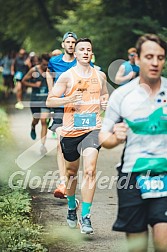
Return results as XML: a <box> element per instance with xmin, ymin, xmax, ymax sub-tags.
<box><xmin>46</xmin><ymin>71</ymin><xmax>54</xmax><ymax>91</ymax></box>
<box><xmin>46</xmin><ymin>96</ymin><xmax>71</xmax><ymax>108</ymax></box>
<box><xmin>99</xmin><ymin>131</ymin><xmax>121</xmax><ymax>149</ymax></box>
<box><xmin>115</xmin><ymin>72</ymin><xmax>134</xmax><ymax>84</ymax></box>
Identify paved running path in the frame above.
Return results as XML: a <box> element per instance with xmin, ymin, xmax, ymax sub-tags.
<box><xmin>8</xmin><ymin>99</ymin><xmax>154</xmax><ymax>252</ymax></box>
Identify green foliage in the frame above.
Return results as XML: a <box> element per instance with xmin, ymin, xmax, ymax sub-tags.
<box><xmin>0</xmin><ymin>0</ymin><xmax>77</xmax><ymax>54</ymax></box>
<box><xmin>0</xmin><ymin>107</ymin><xmax>12</xmax><ymax>147</ymax></box>
<box><xmin>162</xmin><ymin>61</ymin><xmax>167</xmax><ymax>78</ymax></box>
<box><xmin>0</xmin><ymin>0</ymin><xmax>167</xmax><ymax>72</ymax></box>
<box><xmin>0</xmin><ymin>186</ymin><xmax>48</xmax><ymax>252</ymax></box>
<box><xmin>55</xmin><ymin>0</ymin><xmax>167</xmax><ymax>72</ymax></box>
<box><xmin>0</xmin><ymin>110</ymin><xmax>47</xmax><ymax>251</ymax></box>
<box><xmin>0</xmin><ymin>84</ymin><xmax>6</xmax><ymax>93</ymax></box>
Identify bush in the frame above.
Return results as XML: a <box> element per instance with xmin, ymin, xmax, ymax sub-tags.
<box><xmin>0</xmin><ymin>108</ymin><xmax>48</xmax><ymax>251</ymax></box>
<box><xmin>0</xmin><ymin>186</ymin><xmax>48</xmax><ymax>252</ymax></box>
<box><xmin>0</xmin><ymin>108</ymin><xmax>12</xmax><ymax>147</ymax></box>
<box><xmin>0</xmin><ymin>72</ymin><xmax>7</xmax><ymax>98</ymax></box>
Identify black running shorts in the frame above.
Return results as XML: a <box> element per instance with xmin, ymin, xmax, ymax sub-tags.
<box><xmin>113</xmin><ymin>167</ymin><xmax>167</xmax><ymax>233</ymax></box>
<box><xmin>60</xmin><ymin>129</ymin><xmax>101</xmax><ymax>162</ymax></box>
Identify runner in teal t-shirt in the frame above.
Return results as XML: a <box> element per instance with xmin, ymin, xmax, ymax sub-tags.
<box><xmin>115</xmin><ymin>47</ymin><xmax>140</xmax><ymax>85</ymax></box>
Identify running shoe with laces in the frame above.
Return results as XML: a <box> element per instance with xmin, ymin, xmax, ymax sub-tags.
<box><xmin>15</xmin><ymin>101</ymin><xmax>24</xmax><ymax>110</ymax></box>
<box><xmin>67</xmin><ymin>199</ymin><xmax>80</xmax><ymax>229</ymax></box>
<box><xmin>54</xmin><ymin>184</ymin><xmax>67</xmax><ymax>199</ymax></box>
<box><xmin>67</xmin><ymin>208</ymin><xmax>77</xmax><ymax>228</ymax></box>
<box><xmin>30</xmin><ymin>126</ymin><xmax>36</xmax><ymax>140</ymax></box>
<box><xmin>79</xmin><ymin>214</ymin><xmax>94</xmax><ymax>234</ymax></box>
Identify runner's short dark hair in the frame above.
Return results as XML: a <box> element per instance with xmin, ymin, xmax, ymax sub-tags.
<box><xmin>41</xmin><ymin>53</ymin><xmax>50</xmax><ymax>62</ymax></box>
<box><xmin>136</xmin><ymin>33</ymin><xmax>167</xmax><ymax>57</ymax></box>
<box><xmin>75</xmin><ymin>38</ymin><xmax>92</xmax><ymax>50</ymax></box>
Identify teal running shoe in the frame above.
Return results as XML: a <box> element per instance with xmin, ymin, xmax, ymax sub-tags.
<box><xmin>79</xmin><ymin>214</ymin><xmax>94</xmax><ymax>234</ymax></box>
<box><xmin>30</xmin><ymin>126</ymin><xmax>36</xmax><ymax>140</ymax></box>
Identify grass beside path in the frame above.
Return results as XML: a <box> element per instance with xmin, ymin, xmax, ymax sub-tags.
<box><xmin>0</xmin><ymin>186</ymin><xmax>48</xmax><ymax>252</ymax></box>
<box><xmin>0</xmin><ymin>108</ymin><xmax>12</xmax><ymax>146</ymax></box>
<box><xmin>0</xmin><ymin>107</ymin><xmax>48</xmax><ymax>252</ymax></box>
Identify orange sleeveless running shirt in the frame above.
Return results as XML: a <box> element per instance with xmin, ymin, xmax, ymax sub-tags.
<box><xmin>61</xmin><ymin>67</ymin><xmax>102</xmax><ymax>137</ymax></box>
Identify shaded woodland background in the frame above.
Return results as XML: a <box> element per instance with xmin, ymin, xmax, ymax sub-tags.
<box><xmin>1</xmin><ymin>0</ymin><xmax>167</xmax><ymax>72</ymax></box>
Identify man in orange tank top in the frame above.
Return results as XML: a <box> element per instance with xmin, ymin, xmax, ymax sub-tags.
<box><xmin>47</xmin><ymin>38</ymin><xmax>108</xmax><ymax>234</ymax></box>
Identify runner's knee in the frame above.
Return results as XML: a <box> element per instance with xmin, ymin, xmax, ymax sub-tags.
<box><xmin>66</xmin><ymin>166</ymin><xmax>78</xmax><ymax>178</ymax></box>
<box><xmin>84</xmin><ymin>167</ymin><xmax>96</xmax><ymax>179</ymax></box>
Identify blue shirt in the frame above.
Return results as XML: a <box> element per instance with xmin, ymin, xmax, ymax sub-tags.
<box><xmin>121</xmin><ymin>61</ymin><xmax>140</xmax><ymax>85</ymax></box>
<box><xmin>48</xmin><ymin>54</ymin><xmax>77</xmax><ymax>84</ymax></box>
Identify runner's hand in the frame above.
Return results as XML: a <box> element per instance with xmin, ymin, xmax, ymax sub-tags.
<box><xmin>35</xmin><ymin>81</ymin><xmax>42</xmax><ymax>87</ymax></box>
<box><xmin>71</xmin><ymin>90</ymin><xmax>83</xmax><ymax>103</ymax></box>
<box><xmin>113</xmin><ymin>122</ymin><xmax>128</xmax><ymax>143</ymax></box>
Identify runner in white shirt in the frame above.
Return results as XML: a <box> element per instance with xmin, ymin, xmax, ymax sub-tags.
<box><xmin>99</xmin><ymin>33</ymin><xmax>167</xmax><ymax>252</ymax></box>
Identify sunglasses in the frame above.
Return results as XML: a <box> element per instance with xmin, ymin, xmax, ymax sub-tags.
<box><xmin>129</xmin><ymin>53</ymin><xmax>135</xmax><ymax>57</ymax></box>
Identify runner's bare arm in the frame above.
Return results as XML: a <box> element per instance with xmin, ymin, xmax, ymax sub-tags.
<box><xmin>99</xmin><ymin>122</ymin><xmax>127</xmax><ymax>148</ymax></box>
<box><xmin>115</xmin><ymin>65</ymin><xmax>133</xmax><ymax>85</ymax></box>
<box><xmin>11</xmin><ymin>60</ymin><xmax>15</xmax><ymax>76</ymax></box>
<box><xmin>46</xmin><ymin>68</ymin><xmax>54</xmax><ymax>92</ymax></box>
<box><xmin>22</xmin><ymin>68</ymin><xmax>41</xmax><ymax>88</ymax></box>
<box><xmin>46</xmin><ymin>72</ymin><xmax>83</xmax><ymax>107</ymax></box>
<box><xmin>99</xmin><ymin>71</ymin><xmax>109</xmax><ymax>110</ymax></box>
